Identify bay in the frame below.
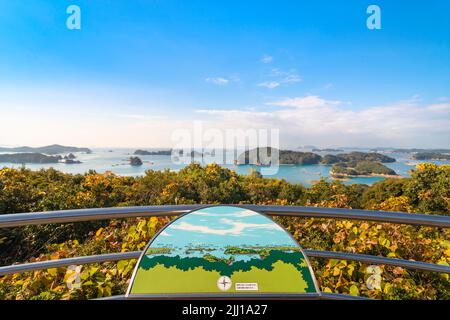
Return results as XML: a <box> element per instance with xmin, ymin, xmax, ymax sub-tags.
<box><xmin>0</xmin><ymin>148</ymin><xmax>448</xmax><ymax>187</ymax></box>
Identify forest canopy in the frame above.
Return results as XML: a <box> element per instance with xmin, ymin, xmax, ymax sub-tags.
<box><xmin>0</xmin><ymin>163</ymin><xmax>449</xmax><ymax>300</ymax></box>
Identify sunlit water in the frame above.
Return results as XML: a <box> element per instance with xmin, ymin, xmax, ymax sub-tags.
<box><xmin>0</xmin><ymin>148</ymin><xmax>448</xmax><ymax>187</ymax></box>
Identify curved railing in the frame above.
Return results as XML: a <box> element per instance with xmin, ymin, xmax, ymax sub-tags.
<box><xmin>1</xmin><ymin>205</ymin><xmax>449</xmax><ymax>300</ymax></box>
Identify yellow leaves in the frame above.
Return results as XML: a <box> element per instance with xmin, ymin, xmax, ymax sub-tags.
<box><xmin>50</xmin><ymin>252</ymin><xmax>60</xmax><ymax>260</ymax></box>
<box><xmin>95</xmin><ymin>228</ymin><xmax>104</xmax><ymax>237</ymax></box>
<box><xmin>347</xmin><ymin>264</ymin><xmax>355</xmax><ymax>277</ymax></box>
<box><xmin>47</xmin><ymin>268</ymin><xmax>58</xmax><ymax>277</ymax></box>
<box><xmin>149</xmin><ymin>217</ymin><xmax>158</xmax><ymax>229</ymax></box>
<box><xmin>342</xmin><ymin>221</ymin><xmax>353</xmax><ymax>230</ymax></box>
<box><xmin>374</xmin><ymin>196</ymin><xmax>413</xmax><ymax>213</ymax></box>
<box><xmin>415</xmin><ymin>163</ymin><xmax>438</xmax><ymax>172</ymax></box>
<box><xmin>444</xmin><ymin>248</ymin><xmax>450</xmax><ymax>258</ymax></box>
<box><xmin>116</xmin><ymin>260</ymin><xmax>136</xmax><ymax>278</ymax></box>
<box><xmin>332</xmin><ymin>266</ymin><xmax>342</xmax><ymax>277</ymax></box>
<box><xmin>349</xmin><ymin>284</ymin><xmax>359</xmax><ymax>296</ymax></box>
<box><xmin>378</xmin><ymin>237</ymin><xmax>391</xmax><ymax>249</ymax></box>
<box><xmin>94</xmin><ymin>227</ymin><xmax>104</xmax><ymax>241</ymax></box>
<box><xmin>0</xmin><ymin>167</ymin><xmax>16</xmax><ymax>178</ymax></box>
<box><xmin>383</xmin><ymin>282</ymin><xmax>392</xmax><ymax>295</ymax></box>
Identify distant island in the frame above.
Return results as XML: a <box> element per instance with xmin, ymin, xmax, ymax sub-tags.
<box><xmin>129</xmin><ymin>156</ymin><xmax>143</xmax><ymax>166</ymax></box>
<box><xmin>370</xmin><ymin>148</ymin><xmax>450</xmax><ymax>154</ymax></box>
<box><xmin>134</xmin><ymin>149</ymin><xmax>172</xmax><ymax>156</ymax></box>
<box><xmin>0</xmin><ymin>152</ymin><xmax>83</xmax><ymax>164</ymax></box>
<box><xmin>320</xmin><ymin>152</ymin><xmax>396</xmax><ymax>164</ymax></box>
<box><xmin>237</xmin><ymin>148</ymin><xmax>320</xmax><ymax>165</ymax></box>
<box><xmin>0</xmin><ymin>144</ymin><xmax>92</xmax><ymax>155</ymax></box>
<box><xmin>412</xmin><ymin>152</ymin><xmax>450</xmax><ymax>161</ymax></box>
<box><xmin>0</xmin><ymin>153</ymin><xmax>61</xmax><ymax>164</ymax></box>
<box><xmin>330</xmin><ymin>161</ymin><xmax>398</xmax><ymax>178</ymax></box>
<box><xmin>237</xmin><ymin>148</ymin><xmax>396</xmax><ymax>166</ymax></box>
<box><xmin>312</xmin><ymin>148</ymin><xmax>344</xmax><ymax>152</ymax></box>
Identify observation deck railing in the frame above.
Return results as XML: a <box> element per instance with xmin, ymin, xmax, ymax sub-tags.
<box><xmin>1</xmin><ymin>205</ymin><xmax>449</xmax><ymax>300</ymax></box>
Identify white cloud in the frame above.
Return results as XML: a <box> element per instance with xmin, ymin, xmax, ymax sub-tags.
<box><xmin>191</xmin><ymin>209</ymin><xmax>259</xmax><ymax>218</ymax></box>
<box><xmin>266</xmin><ymin>95</ymin><xmax>341</xmax><ymax>108</ymax></box>
<box><xmin>426</xmin><ymin>102</ymin><xmax>450</xmax><ymax>112</ymax></box>
<box><xmin>283</xmin><ymin>74</ymin><xmax>301</xmax><ymax>84</ymax></box>
<box><xmin>170</xmin><ymin>218</ymin><xmax>282</xmax><ymax>236</ymax></box>
<box><xmin>196</xmin><ymin>95</ymin><xmax>450</xmax><ymax>148</ymax></box>
<box><xmin>258</xmin><ymin>81</ymin><xmax>280</xmax><ymax>89</ymax></box>
<box><xmin>258</xmin><ymin>69</ymin><xmax>301</xmax><ymax>89</ymax></box>
<box><xmin>261</xmin><ymin>55</ymin><xmax>273</xmax><ymax>64</ymax></box>
<box><xmin>205</xmin><ymin>77</ymin><xmax>229</xmax><ymax>86</ymax></box>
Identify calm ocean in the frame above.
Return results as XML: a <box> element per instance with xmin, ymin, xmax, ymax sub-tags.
<box><xmin>0</xmin><ymin>148</ymin><xmax>448</xmax><ymax>187</ymax></box>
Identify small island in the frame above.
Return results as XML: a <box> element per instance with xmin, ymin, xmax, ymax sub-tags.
<box><xmin>61</xmin><ymin>153</ymin><xmax>81</xmax><ymax>164</ymax></box>
<box><xmin>330</xmin><ymin>161</ymin><xmax>397</xmax><ymax>179</ymax></box>
<box><xmin>134</xmin><ymin>149</ymin><xmax>172</xmax><ymax>156</ymax></box>
<box><xmin>312</xmin><ymin>148</ymin><xmax>344</xmax><ymax>152</ymax></box>
<box><xmin>237</xmin><ymin>147</ymin><xmax>322</xmax><ymax>165</ymax></box>
<box><xmin>320</xmin><ymin>152</ymin><xmax>396</xmax><ymax>164</ymax></box>
<box><xmin>129</xmin><ymin>156</ymin><xmax>143</xmax><ymax>166</ymax></box>
<box><xmin>412</xmin><ymin>152</ymin><xmax>450</xmax><ymax>161</ymax></box>
<box><xmin>237</xmin><ymin>148</ymin><xmax>396</xmax><ymax>166</ymax></box>
<box><xmin>0</xmin><ymin>144</ymin><xmax>92</xmax><ymax>155</ymax></box>
<box><xmin>0</xmin><ymin>152</ymin><xmax>83</xmax><ymax>164</ymax></box>
<box><xmin>0</xmin><ymin>153</ymin><xmax>61</xmax><ymax>164</ymax></box>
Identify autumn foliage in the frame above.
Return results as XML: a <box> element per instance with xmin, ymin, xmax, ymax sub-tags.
<box><xmin>0</xmin><ymin>163</ymin><xmax>449</xmax><ymax>299</ymax></box>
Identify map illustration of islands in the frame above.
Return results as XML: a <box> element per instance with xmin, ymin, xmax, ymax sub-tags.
<box><xmin>127</xmin><ymin>206</ymin><xmax>318</xmax><ymax>296</ymax></box>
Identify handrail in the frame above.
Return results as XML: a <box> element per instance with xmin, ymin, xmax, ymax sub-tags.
<box><xmin>2</xmin><ymin>249</ymin><xmax>449</xmax><ymax>277</ymax></box>
<box><xmin>1</xmin><ymin>205</ymin><xmax>449</xmax><ymax>301</ymax></box>
<box><xmin>0</xmin><ymin>251</ymin><xmax>141</xmax><ymax>276</ymax></box>
<box><xmin>1</xmin><ymin>205</ymin><xmax>449</xmax><ymax>228</ymax></box>
<box><xmin>305</xmin><ymin>250</ymin><xmax>450</xmax><ymax>274</ymax></box>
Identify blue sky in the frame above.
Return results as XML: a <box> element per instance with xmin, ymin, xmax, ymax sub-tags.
<box><xmin>0</xmin><ymin>0</ymin><xmax>449</xmax><ymax>148</ymax></box>
<box><xmin>153</xmin><ymin>206</ymin><xmax>296</xmax><ymax>247</ymax></box>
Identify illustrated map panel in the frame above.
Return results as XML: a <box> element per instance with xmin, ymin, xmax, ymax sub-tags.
<box><xmin>128</xmin><ymin>206</ymin><xmax>317</xmax><ymax>296</ymax></box>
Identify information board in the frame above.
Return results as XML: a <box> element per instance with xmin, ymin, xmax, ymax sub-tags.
<box><xmin>126</xmin><ymin>206</ymin><xmax>320</xmax><ymax>298</ymax></box>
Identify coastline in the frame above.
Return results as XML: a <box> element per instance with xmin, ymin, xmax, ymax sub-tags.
<box><xmin>330</xmin><ymin>171</ymin><xmax>401</xmax><ymax>180</ymax></box>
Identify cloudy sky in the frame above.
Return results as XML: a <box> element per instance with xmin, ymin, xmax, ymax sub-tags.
<box><xmin>0</xmin><ymin>1</ymin><xmax>449</xmax><ymax>148</ymax></box>
<box><xmin>153</xmin><ymin>206</ymin><xmax>295</xmax><ymax>247</ymax></box>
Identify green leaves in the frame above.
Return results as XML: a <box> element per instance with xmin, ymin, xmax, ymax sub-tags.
<box><xmin>1</xmin><ymin>163</ymin><xmax>449</xmax><ymax>300</ymax></box>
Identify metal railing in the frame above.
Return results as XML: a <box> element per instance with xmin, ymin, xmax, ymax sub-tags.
<box><xmin>1</xmin><ymin>205</ymin><xmax>449</xmax><ymax>300</ymax></box>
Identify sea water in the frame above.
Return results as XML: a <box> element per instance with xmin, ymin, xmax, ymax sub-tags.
<box><xmin>0</xmin><ymin>149</ymin><xmax>448</xmax><ymax>187</ymax></box>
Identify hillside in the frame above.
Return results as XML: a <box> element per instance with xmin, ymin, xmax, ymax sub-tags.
<box><xmin>412</xmin><ymin>152</ymin><xmax>450</xmax><ymax>160</ymax></box>
<box><xmin>237</xmin><ymin>147</ymin><xmax>322</xmax><ymax>165</ymax></box>
<box><xmin>0</xmin><ymin>144</ymin><xmax>92</xmax><ymax>155</ymax></box>
<box><xmin>321</xmin><ymin>152</ymin><xmax>396</xmax><ymax>164</ymax></box>
<box><xmin>0</xmin><ymin>153</ymin><xmax>61</xmax><ymax>164</ymax></box>
<box><xmin>237</xmin><ymin>148</ymin><xmax>395</xmax><ymax>166</ymax></box>
<box><xmin>331</xmin><ymin>161</ymin><xmax>397</xmax><ymax>177</ymax></box>
<box><xmin>134</xmin><ymin>149</ymin><xmax>172</xmax><ymax>156</ymax></box>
